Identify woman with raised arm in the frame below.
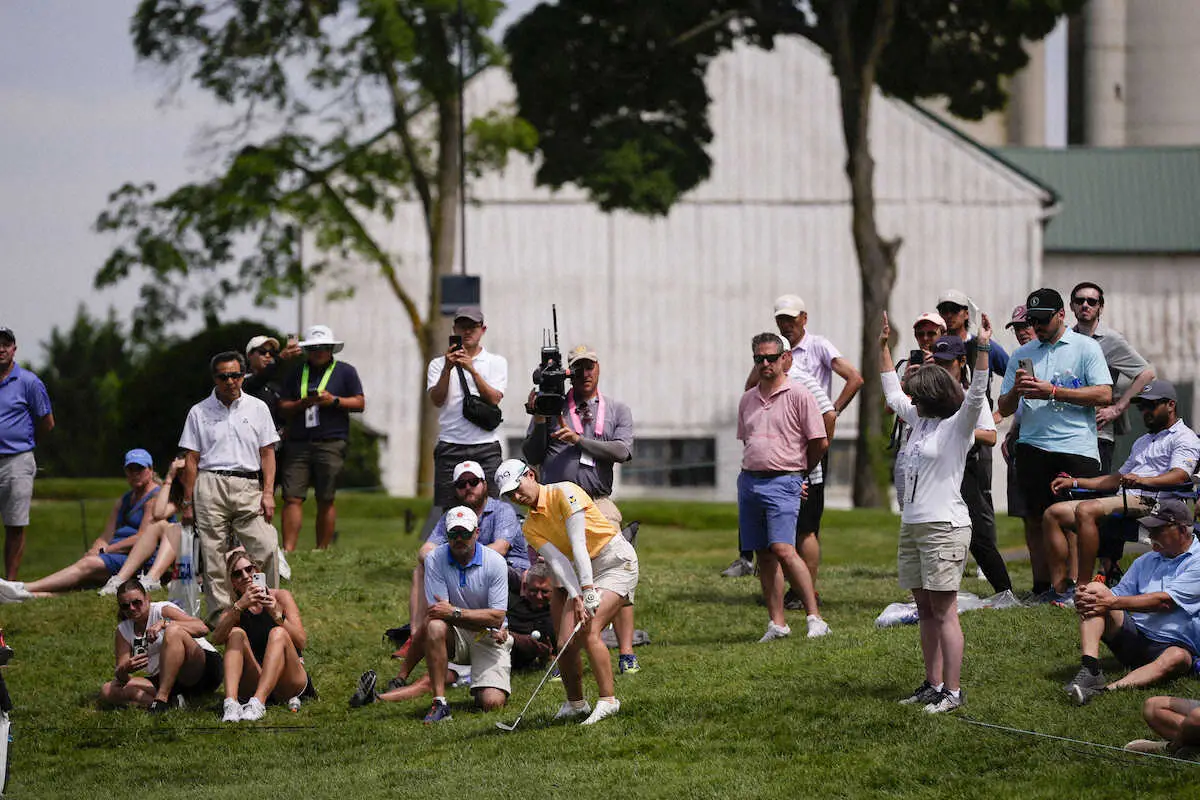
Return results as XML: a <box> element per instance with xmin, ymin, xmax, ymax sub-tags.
<box><xmin>880</xmin><ymin>310</ymin><xmax>994</xmax><ymax>714</ymax></box>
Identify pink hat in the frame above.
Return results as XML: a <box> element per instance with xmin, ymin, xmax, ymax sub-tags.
<box><xmin>913</xmin><ymin>312</ymin><xmax>947</xmax><ymax>330</ymax></box>
<box><xmin>1005</xmin><ymin>305</ymin><xmax>1029</xmax><ymax>328</ymax></box>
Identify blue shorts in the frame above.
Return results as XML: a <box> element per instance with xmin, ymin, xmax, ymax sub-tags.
<box><xmin>737</xmin><ymin>472</ymin><xmax>803</xmax><ymax>552</ymax></box>
<box><xmin>98</xmin><ymin>551</ymin><xmax>156</xmax><ymax>575</ymax></box>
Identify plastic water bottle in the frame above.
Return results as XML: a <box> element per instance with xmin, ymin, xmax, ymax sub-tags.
<box><xmin>1050</xmin><ymin>372</ymin><xmax>1062</xmax><ymax>412</ymax></box>
<box><xmin>287</xmin><ymin>695</ymin><xmax>302</xmax><ymax>712</ymax></box>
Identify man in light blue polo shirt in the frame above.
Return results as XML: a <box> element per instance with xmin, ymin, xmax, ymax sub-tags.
<box><xmin>0</xmin><ymin>326</ymin><xmax>54</xmax><ymax>580</ymax></box>
<box><xmin>1063</xmin><ymin>499</ymin><xmax>1200</xmax><ymax>705</ymax></box>
<box><xmin>998</xmin><ymin>288</ymin><xmax>1112</xmax><ymax>602</ymax></box>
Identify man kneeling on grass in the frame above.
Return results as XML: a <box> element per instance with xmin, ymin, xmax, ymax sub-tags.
<box><xmin>1064</xmin><ymin>499</ymin><xmax>1200</xmax><ymax>705</ymax></box>
<box><xmin>348</xmin><ymin>506</ymin><xmax>511</xmax><ymax>723</ymax></box>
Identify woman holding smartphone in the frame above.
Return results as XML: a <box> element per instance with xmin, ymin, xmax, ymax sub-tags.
<box><xmin>99</xmin><ymin>579</ymin><xmax>222</xmax><ymax>712</ymax></box>
<box><xmin>880</xmin><ymin>310</ymin><xmax>994</xmax><ymax>714</ymax></box>
<box><xmin>211</xmin><ymin>551</ymin><xmax>313</xmax><ymax>722</ymax></box>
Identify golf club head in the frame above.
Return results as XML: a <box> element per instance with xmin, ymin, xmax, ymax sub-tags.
<box><xmin>495</xmin><ymin>721</ymin><xmax>519</xmax><ymax>732</ymax></box>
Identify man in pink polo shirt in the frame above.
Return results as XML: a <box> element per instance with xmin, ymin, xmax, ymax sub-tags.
<box><xmin>737</xmin><ymin>333</ymin><xmax>832</xmax><ymax>643</ymax></box>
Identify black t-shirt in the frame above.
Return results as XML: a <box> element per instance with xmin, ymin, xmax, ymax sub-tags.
<box><xmin>506</xmin><ymin>571</ymin><xmax>554</xmax><ymax>643</ymax></box>
<box><xmin>244</xmin><ymin>361</ymin><xmax>292</xmax><ymax>431</ymax></box>
<box><xmin>283</xmin><ymin>359</ymin><xmax>364</xmax><ymax>441</ymax></box>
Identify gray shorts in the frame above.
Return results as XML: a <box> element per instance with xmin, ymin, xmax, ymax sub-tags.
<box><xmin>0</xmin><ymin>451</ymin><xmax>36</xmax><ymax>527</ymax></box>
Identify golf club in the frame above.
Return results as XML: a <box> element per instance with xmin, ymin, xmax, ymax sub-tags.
<box><xmin>496</xmin><ymin>620</ymin><xmax>584</xmax><ymax>732</ymax></box>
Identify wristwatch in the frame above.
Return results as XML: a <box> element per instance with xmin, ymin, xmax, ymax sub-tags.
<box><xmin>452</xmin><ymin>607</ymin><xmax>462</xmax><ymax>620</ymax></box>
<box><xmin>332</xmin><ymin>397</ymin><xmax>341</xmax><ymax>408</ymax></box>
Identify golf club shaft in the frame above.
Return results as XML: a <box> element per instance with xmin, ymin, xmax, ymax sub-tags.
<box><xmin>507</xmin><ymin>619</ymin><xmax>584</xmax><ymax>725</ymax></box>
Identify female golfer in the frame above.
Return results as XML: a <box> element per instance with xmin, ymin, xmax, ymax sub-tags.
<box><xmin>880</xmin><ymin>310</ymin><xmax>993</xmax><ymax>713</ymax></box>
<box><xmin>494</xmin><ymin>459</ymin><xmax>638</xmax><ymax>726</ymax></box>
<box><xmin>211</xmin><ymin>551</ymin><xmax>313</xmax><ymax>722</ymax></box>
<box><xmin>99</xmin><ymin>579</ymin><xmax>222</xmax><ymax>712</ymax></box>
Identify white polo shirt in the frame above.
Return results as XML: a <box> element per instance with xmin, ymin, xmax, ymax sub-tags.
<box><xmin>1120</xmin><ymin>419</ymin><xmax>1200</xmax><ymax>496</ymax></box>
<box><xmin>426</xmin><ymin>347</ymin><xmax>508</xmax><ymax>445</ymax></box>
<box><xmin>179</xmin><ymin>391</ymin><xmax>280</xmax><ymax>471</ymax></box>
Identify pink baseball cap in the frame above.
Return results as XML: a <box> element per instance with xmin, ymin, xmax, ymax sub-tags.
<box><xmin>1005</xmin><ymin>305</ymin><xmax>1029</xmax><ymax>328</ymax></box>
<box><xmin>913</xmin><ymin>312</ymin><xmax>947</xmax><ymax>330</ymax></box>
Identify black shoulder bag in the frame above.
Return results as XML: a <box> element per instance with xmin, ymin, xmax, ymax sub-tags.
<box><xmin>456</xmin><ymin>365</ymin><xmax>503</xmax><ymax>431</ymax></box>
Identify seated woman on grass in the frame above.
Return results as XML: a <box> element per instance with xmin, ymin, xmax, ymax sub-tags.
<box><xmin>211</xmin><ymin>551</ymin><xmax>314</xmax><ymax>722</ymax></box>
<box><xmin>97</xmin><ymin>455</ymin><xmax>188</xmax><ymax>596</ymax></box>
<box><xmin>99</xmin><ymin>579</ymin><xmax>223</xmax><ymax>712</ymax></box>
<box><xmin>0</xmin><ymin>449</ymin><xmax>178</xmax><ymax>602</ymax></box>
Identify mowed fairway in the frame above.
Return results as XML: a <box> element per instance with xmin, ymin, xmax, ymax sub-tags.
<box><xmin>4</xmin><ymin>481</ymin><xmax>1198</xmax><ymax>798</ymax></box>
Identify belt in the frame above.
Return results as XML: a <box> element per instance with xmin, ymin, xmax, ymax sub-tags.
<box><xmin>742</xmin><ymin>470</ymin><xmax>803</xmax><ymax>479</ymax></box>
<box><xmin>203</xmin><ymin>469</ymin><xmax>262</xmax><ymax>480</ymax></box>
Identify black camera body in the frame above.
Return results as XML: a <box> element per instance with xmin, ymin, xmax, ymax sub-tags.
<box><xmin>530</xmin><ymin>306</ymin><xmax>568</xmax><ymax>417</ymax></box>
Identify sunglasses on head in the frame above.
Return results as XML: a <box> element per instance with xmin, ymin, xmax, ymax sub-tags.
<box><xmin>446</xmin><ymin>527</ymin><xmax>474</xmax><ymax>540</ymax></box>
<box><xmin>753</xmin><ymin>352</ymin><xmax>784</xmax><ymax>365</ymax></box>
<box><xmin>454</xmin><ymin>476</ymin><xmax>483</xmax><ymax>490</ymax></box>
<box><xmin>1071</xmin><ymin>296</ymin><xmax>1101</xmax><ymax>307</ymax></box>
<box><xmin>215</xmin><ymin>372</ymin><xmax>243</xmax><ymax>381</ymax></box>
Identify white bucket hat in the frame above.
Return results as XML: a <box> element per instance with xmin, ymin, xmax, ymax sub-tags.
<box><xmin>299</xmin><ymin>324</ymin><xmax>345</xmax><ymax>353</ymax></box>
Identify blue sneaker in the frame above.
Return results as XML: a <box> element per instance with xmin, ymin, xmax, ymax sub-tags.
<box><xmin>618</xmin><ymin>654</ymin><xmax>641</xmax><ymax>674</ymax></box>
<box><xmin>549</xmin><ymin>666</ymin><xmax>562</xmax><ymax>683</ymax></box>
<box><xmin>1050</xmin><ymin>587</ymin><xmax>1076</xmax><ymax>608</ymax></box>
<box><xmin>423</xmin><ymin>699</ymin><xmax>452</xmax><ymax>724</ymax></box>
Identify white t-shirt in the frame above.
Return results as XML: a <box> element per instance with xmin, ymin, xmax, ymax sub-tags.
<box><xmin>179</xmin><ymin>392</ymin><xmax>279</xmax><ymax>471</ymax></box>
<box><xmin>117</xmin><ymin>601</ymin><xmax>216</xmax><ymax>677</ymax></box>
<box><xmin>786</xmin><ymin>365</ymin><xmax>834</xmax><ymax>485</ymax></box>
<box><xmin>426</xmin><ymin>348</ymin><xmax>508</xmax><ymax>445</ymax></box>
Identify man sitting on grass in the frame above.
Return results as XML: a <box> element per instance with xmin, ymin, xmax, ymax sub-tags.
<box><xmin>1064</xmin><ymin>498</ymin><xmax>1200</xmax><ymax>705</ymax></box>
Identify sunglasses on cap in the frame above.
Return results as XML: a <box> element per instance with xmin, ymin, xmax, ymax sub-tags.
<box><xmin>1071</xmin><ymin>296</ymin><xmax>1101</xmax><ymax>307</ymax></box>
<box><xmin>454</xmin><ymin>476</ymin><xmax>483</xmax><ymax>490</ymax></box>
<box><xmin>446</xmin><ymin>527</ymin><xmax>474</xmax><ymax>540</ymax></box>
<box><xmin>753</xmin><ymin>352</ymin><xmax>784</xmax><ymax>365</ymax></box>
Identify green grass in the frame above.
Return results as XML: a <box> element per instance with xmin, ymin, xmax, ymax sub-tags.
<box><xmin>6</xmin><ymin>487</ymin><xmax>1199</xmax><ymax>798</ymax></box>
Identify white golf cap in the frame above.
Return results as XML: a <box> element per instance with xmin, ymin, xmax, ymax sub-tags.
<box><xmin>495</xmin><ymin>458</ymin><xmax>530</xmax><ymax>495</ymax></box>
<box><xmin>299</xmin><ymin>324</ymin><xmax>345</xmax><ymax>353</ymax></box>
<box><xmin>913</xmin><ymin>312</ymin><xmax>947</xmax><ymax>330</ymax></box>
<box><xmin>453</xmin><ymin>461</ymin><xmax>485</xmax><ymax>482</ymax></box>
<box><xmin>773</xmin><ymin>294</ymin><xmax>807</xmax><ymax>317</ymax></box>
<box><xmin>936</xmin><ymin>289</ymin><xmax>971</xmax><ymax>308</ymax></box>
<box><xmin>245</xmin><ymin>335</ymin><xmax>280</xmax><ymax>355</ymax></box>
<box><xmin>444</xmin><ymin>505</ymin><xmax>479</xmax><ymax>532</ymax></box>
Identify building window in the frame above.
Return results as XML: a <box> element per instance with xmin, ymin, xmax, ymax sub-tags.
<box><xmin>621</xmin><ymin>438</ymin><xmax>716</xmax><ymax>488</ymax></box>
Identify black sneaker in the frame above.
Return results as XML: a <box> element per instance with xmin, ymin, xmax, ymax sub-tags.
<box><xmin>899</xmin><ymin>680</ymin><xmax>941</xmax><ymax>706</ymax></box>
<box><xmin>1064</xmin><ymin>666</ymin><xmax>1107</xmax><ymax>705</ymax></box>
<box><xmin>147</xmin><ymin>700</ymin><xmax>171</xmax><ymax>715</ymax></box>
<box><xmin>349</xmin><ymin>670</ymin><xmax>379</xmax><ymax>708</ymax></box>
<box><xmin>385</xmin><ymin>674</ymin><xmax>408</xmax><ymax>692</ymax></box>
<box><xmin>783</xmin><ymin>588</ymin><xmax>804</xmax><ymax>611</ymax></box>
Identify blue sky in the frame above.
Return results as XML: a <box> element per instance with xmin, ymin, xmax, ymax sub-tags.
<box><xmin>0</xmin><ymin>0</ymin><xmax>537</xmax><ymax>361</ymax></box>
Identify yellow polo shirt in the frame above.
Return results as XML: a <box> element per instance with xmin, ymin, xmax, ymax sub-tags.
<box><xmin>522</xmin><ymin>481</ymin><xmax>618</xmax><ymax>558</ymax></box>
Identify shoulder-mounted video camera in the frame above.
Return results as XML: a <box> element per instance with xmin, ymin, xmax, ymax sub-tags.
<box><xmin>529</xmin><ymin>305</ymin><xmax>567</xmax><ymax>417</ymax></box>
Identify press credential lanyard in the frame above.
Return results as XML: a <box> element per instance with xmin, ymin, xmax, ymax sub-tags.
<box><xmin>567</xmin><ymin>391</ymin><xmax>604</xmax><ymax>467</ymax></box>
<box><xmin>302</xmin><ymin>360</ymin><xmax>337</xmax><ymax>428</ymax></box>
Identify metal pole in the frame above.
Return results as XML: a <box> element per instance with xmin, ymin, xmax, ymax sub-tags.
<box><xmin>457</xmin><ymin>0</ymin><xmax>468</xmax><ymax>275</ymax></box>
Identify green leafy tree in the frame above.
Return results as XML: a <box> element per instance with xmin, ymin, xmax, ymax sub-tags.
<box><xmin>506</xmin><ymin>0</ymin><xmax>1083</xmax><ymax>506</ymax></box>
<box><xmin>95</xmin><ymin>0</ymin><xmax>536</xmax><ymax>496</ymax></box>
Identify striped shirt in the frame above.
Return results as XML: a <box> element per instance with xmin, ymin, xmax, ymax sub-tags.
<box><xmin>786</xmin><ymin>365</ymin><xmax>833</xmax><ymax>485</ymax></box>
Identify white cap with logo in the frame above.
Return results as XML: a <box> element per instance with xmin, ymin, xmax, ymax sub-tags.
<box><xmin>444</xmin><ymin>505</ymin><xmax>479</xmax><ymax>532</ymax></box>
<box><xmin>495</xmin><ymin>458</ymin><xmax>530</xmax><ymax>495</ymax></box>
<box><xmin>453</xmin><ymin>461</ymin><xmax>485</xmax><ymax>482</ymax></box>
<box><xmin>773</xmin><ymin>294</ymin><xmax>807</xmax><ymax>317</ymax></box>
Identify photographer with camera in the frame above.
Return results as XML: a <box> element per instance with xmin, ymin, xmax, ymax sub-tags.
<box><xmin>521</xmin><ymin>344</ymin><xmax>640</xmax><ymax>673</ymax></box>
<box><xmin>425</xmin><ymin>307</ymin><xmax>508</xmax><ymax>530</ymax></box>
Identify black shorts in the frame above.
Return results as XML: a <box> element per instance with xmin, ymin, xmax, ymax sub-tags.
<box><xmin>1104</xmin><ymin>612</ymin><xmax>1191</xmax><ymax>669</ymax></box>
<box><xmin>280</xmin><ymin>439</ymin><xmax>348</xmax><ymax>502</ymax></box>
<box><xmin>1014</xmin><ymin>443</ymin><xmax>1101</xmax><ymax>518</ymax></box>
<box><xmin>795</xmin><ymin>481</ymin><xmax>825</xmax><ymax>536</ymax></box>
<box><xmin>153</xmin><ymin>648</ymin><xmax>223</xmax><ymax>698</ymax></box>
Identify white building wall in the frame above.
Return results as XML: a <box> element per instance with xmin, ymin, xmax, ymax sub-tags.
<box><xmin>309</xmin><ymin>37</ymin><xmax>1050</xmax><ymax>499</ymax></box>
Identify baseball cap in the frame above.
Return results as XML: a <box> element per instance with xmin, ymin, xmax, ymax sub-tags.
<box><xmin>454</xmin><ymin>306</ymin><xmax>484</xmax><ymax>324</ymax></box>
<box><xmin>913</xmin><ymin>312</ymin><xmax>947</xmax><ymax>330</ymax></box>
<box><xmin>495</xmin><ymin>458</ymin><xmax>530</xmax><ymax>495</ymax></box>
<box><xmin>773</xmin><ymin>294</ymin><xmax>806</xmax><ymax>317</ymax></box>
<box><xmin>299</xmin><ymin>324</ymin><xmax>345</xmax><ymax>353</ymax></box>
<box><xmin>936</xmin><ymin>289</ymin><xmax>971</xmax><ymax>309</ymax></box>
<box><xmin>931</xmin><ymin>336</ymin><xmax>966</xmax><ymax>361</ymax></box>
<box><xmin>444</xmin><ymin>505</ymin><xmax>479</xmax><ymax>533</ymax></box>
<box><xmin>123</xmin><ymin>448</ymin><xmax>154</xmax><ymax>469</ymax></box>
<box><xmin>567</xmin><ymin>345</ymin><xmax>599</xmax><ymax>368</ymax></box>
<box><xmin>1139</xmin><ymin>498</ymin><xmax>1193</xmax><ymax>532</ymax></box>
<box><xmin>1024</xmin><ymin>288</ymin><xmax>1064</xmax><ymax>320</ymax></box>
<box><xmin>245</xmin><ymin>335</ymin><xmax>281</xmax><ymax>356</ymax></box>
<box><xmin>0</xmin><ymin>327</ymin><xmax>14</xmax><ymax>343</ymax></box>
<box><xmin>1005</xmin><ymin>305</ymin><xmax>1029</xmax><ymax>328</ymax></box>
<box><xmin>1137</xmin><ymin>379</ymin><xmax>1178</xmax><ymax>403</ymax></box>
<box><xmin>452</xmin><ymin>461</ymin><xmax>486</xmax><ymax>482</ymax></box>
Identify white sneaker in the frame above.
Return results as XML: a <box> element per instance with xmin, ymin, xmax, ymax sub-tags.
<box><xmin>0</xmin><ymin>579</ymin><xmax>32</xmax><ymax>602</ymax></box>
<box><xmin>758</xmin><ymin>621</ymin><xmax>791</xmax><ymax>643</ymax></box>
<box><xmin>553</xmin><ymin>700</ymin><xmax>591</xmax><ymax>720</ymax></box>
<box><xmin>581</xmin><ymin>698</ymin><xmax>621</xmax><ymax>726</ymax></box>
<box><xmin>241</xmin><ymin>697</ymin><xmax>266</xmax><ymax>721</ymax></box>
<box><xmin>98</xmin><ymin>576</ymin><xmax>123</xmax><ymax>596</ymax></box>
<box><xmin>806</xmin><ymin>615</ymin><xmax>831</xmax><ymax>638</ymax></box>
<box><xmin>222</xmin><ymin>698</ymin><xmax>243</xmax><ymax>722</ymax></box>
<box><xmin>278</xmin><ymin>548</ymin><xmax>292</xmax><ymax>581</ymax></box>
<box><xmin>140</xmin><ymin>577</ymin><xmax>161</xmax><ymax>592</ymax></box>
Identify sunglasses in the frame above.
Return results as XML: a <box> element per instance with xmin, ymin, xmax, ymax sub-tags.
<box><xmin>231</xmin><ymin>566</ymin><xmax>255</xmax><ymax>578</ymax></box>
<box><xmin>215</xmin><ymin>372</ymin><xmax>243</xmax><ymax>381</ymax></box>
<box><xmin>936</xmin><ymin>304</ymin><xmax>966</xmax><ymax>315</ymax></box>
<box><xmin>454</xmin><ymin>476</ymin><xmax>483</xmax><ymax>490</ymax></box>
<box><xmin>446</xmin><ymin>527</ymin><xmax>474</xmax><ymax>540</ymax></box>
<box><xmin>753</xmin><ymin>352</ymin><xmax>784</xmax><ymax>365</ymax></box>
<box><xmin>1134</xmin><ymin>398</ymin><xmax>1169</xmax><ymax>411</ymax></box>
<box><xmin>1071</xmin><ymin>296</ymin><xmax>1101</xmax><ymax>307</ymax></box>
<box><xmin>254</xmin><ymin>348</ymin><xmax>279</xmax><ymax>357</ymax></box>
<box><xmin>117</xmin><ymin>599</ymin><xmax>145</xmax><ymax>611</ymax></box>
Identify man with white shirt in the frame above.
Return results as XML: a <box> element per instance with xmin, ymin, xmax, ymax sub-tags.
<box><xmin>426</xmin><ymin>307</ymin><xmax>508</xmax><ymax>530</ymax></box>
<box><xmin>178</xmin><ymin>351</ymin><xmax>281</xmax><ymax>621</ymax></box>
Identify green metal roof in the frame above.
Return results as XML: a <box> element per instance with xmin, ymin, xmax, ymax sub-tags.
<box><xmin>997</xmin><ymin>147</ymin><xmax>1200</xmax><ymax>254</ymax></box>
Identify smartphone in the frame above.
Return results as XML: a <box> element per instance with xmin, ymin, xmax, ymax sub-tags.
<box><xmin>1018</xmin><ymin>357</ymin><xmax>1034</xmax><ymax>376</ymax></box>
<box><xmin>252</xmin><ymin>572</ymin><xmax>268</xmax><ymax>592</ymax></box>
<box><xmin>132</xmin><ymin>635</ymin><xmax>147</xmax><ymax>658</ymax></box>
<box><xmin>449</xmin><ymin>335</ymin><xmax>463</xmax><ymax>351</ymax></box>
<box><xmin>909</xmin><ymin>349</ymin><xmax>925</xmax><ymax>367</ymax></box>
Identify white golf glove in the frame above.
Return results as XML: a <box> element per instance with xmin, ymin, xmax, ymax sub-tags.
<box><xmin>582</xmin><ymin>587</ymin><xmax>602</xmax><ymax>615</ymax></box>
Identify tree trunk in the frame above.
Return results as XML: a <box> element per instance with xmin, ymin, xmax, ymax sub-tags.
<box><xmin>415</xmin><ymin>96</ymin><xmax>463</xmax><ymax>498</ymax></box>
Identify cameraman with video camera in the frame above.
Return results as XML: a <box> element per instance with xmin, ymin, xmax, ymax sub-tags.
<box><xmin>521</xmin><ymin>344</ymin><xmax>640</xmax><ymax>673</ymax></box>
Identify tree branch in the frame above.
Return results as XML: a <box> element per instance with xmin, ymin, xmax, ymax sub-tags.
<box><xmin>381</xmin><ymin>59</ymin><xmax>436</xmax><ymax>245</ymax></box>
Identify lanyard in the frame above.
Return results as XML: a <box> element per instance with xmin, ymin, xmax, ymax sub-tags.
<box><xmin>300</xmin><ymin>360</ymin><xmax>337</xmax><ymax>398</ymax></box>
<box><xmin>567</xmin><ymin>391</ymin><xmax>605</xmax><ymax>436</ymax></box>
